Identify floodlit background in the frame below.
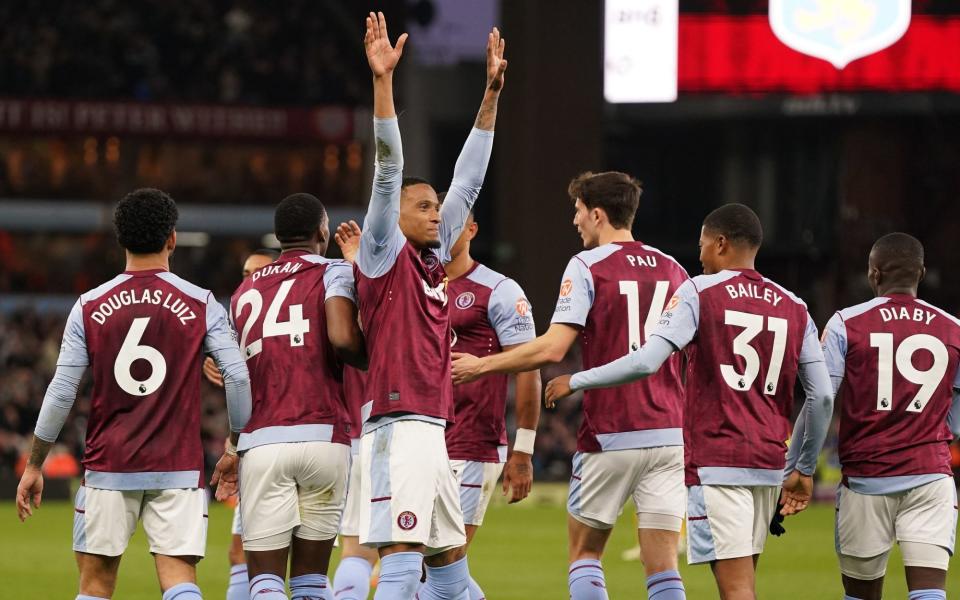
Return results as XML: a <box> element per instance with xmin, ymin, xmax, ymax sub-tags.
<box><xmin>1</xmin><ymin>1</ymin><xmax>959</xmax><ymax>597</ymax></box>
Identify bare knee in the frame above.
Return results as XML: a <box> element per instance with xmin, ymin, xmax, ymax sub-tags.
<box><xmin>567</xmin><ymin>515</ymin><xmax>611</xmax><ymax>563</ymax></box>
<box><xmin>841</xmin><ymin>575</ymin><xmax>884</xmax><ymax>600</ymax></box>
<box><xmin>424</xmin><ymin>545</ymin><xmax>466</xmax><ymax>568</ymax></box>
<box><xmin>711</xmin><ymin>557</ymin><xmax>756</xmax><ymax>600</ymax></box>
<box><xmin>154</xmin><ymin>554</ymin><xmax>199</xmax><ymax>592</ymax></box>
<box><xmin>638</xmin><ymin>528</ymin><xmax>680</xmax><ymax>575</ymax></box>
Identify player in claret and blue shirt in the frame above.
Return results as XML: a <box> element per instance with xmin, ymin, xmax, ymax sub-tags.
<box><xmin>16</xmin><ymin>188</ymin><xmax>252</xmax><ymax>600</ymax></box>
<box><xmin>799</xmin><ymin>233</ymin><xmax>960</xmax><ymax>600</ymax></box>
<box><xmin>547</xmin><ymin>203</ymin><xmax>835</xmax><ymax>600</ymax></box>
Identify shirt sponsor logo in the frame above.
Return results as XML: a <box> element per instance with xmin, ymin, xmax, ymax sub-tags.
<box><xmin>397</xmin><ymin>510</ymin><xmax>418</xmax><ymax>530</ymax></box>
<box><xmin>559</xmin><ymin>279</ymin><xmax>574</xmax><ymax>297</ymax></box>
<box><xmin>515</xmin><ymin>297</ymin><xmax>530</xmax><ymax>317</ymax></box>
<box><xmin>455</xmin><ymin>292</ymin><xmax>476</xmax><ymax>310</ymax></box>
<box><xmin>665</xmin><ymin>294</ymin><xmax>681</xmax><ymax>312</ymax></box>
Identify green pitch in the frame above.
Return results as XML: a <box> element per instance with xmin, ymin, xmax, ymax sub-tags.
<box><xmin>2</xmin><ymin>485</ymin><xmax>958</xmax><ymax>598</ymax></box>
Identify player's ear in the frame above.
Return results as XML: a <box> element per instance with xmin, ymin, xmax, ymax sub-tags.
<box><xmin>167</xmin><ymin>230</ymin><xmax>177</xmax><ymax>253</ymax></box>
<box><xmin>918</xmin><ymin>265</ymin><xmax>926</xmax><ymax>284</ymax></box>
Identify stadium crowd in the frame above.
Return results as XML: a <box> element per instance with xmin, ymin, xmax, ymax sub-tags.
<box><xmin>0</xmin><ymin>0</ymin><xmax>372</xmax><ymax>105</ymax></box>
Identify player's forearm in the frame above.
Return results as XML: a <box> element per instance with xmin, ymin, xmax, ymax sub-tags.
<box><xmin>212</xmin><ymin>347</ymin><xmax>252</xmax><ymax>433</ymax></box>
<box><xmin>482</xmin><ymin>337</ymin><xmax>563</xmax><ymax>376</ymax></box>
<box><xmin>332</xmin><ymin>330</ymin><xmax>368</xmax><ymax>371</ymax></box>
<box><xmin>570</xmin><ymin>335</ymin><xmax>674</xmax><ymax>392</ymax></box>
<box><xmin>513</xmin><ymin>370</ymin><xmax>542</xmax><ymax>433</ymax></box>
<box><xmin>366</xmin><ymin>117</ymin><xmax>404</xmax><ymax>247</ymax></box>
<box><xmin>474</xmin><ymin>87</ymin><xmax>502</xmax><ymax>131</ymax></box>
<box><xmin>373</xmin><ymin>74</ymin><xmax>396</xmax><ymax>119</ymax></box>
<box><xmin>33</xmin><ymin>364</ymin><xmax>84</xmax><ymax>443</ymax></box>
<box><xmin>793</xmin><ymin>361</ymin><xmax>835</xmax><ymax>476</ymax></box>
<box><xmin>25</xmin><ymin>436</ymin><xmax>54</xmax><ymax>469</ymax></box>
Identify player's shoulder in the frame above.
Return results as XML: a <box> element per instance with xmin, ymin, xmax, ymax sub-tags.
<box><xmin>155</xmin><ymin>271</ymin><xmax>213</xmax><ymax>303</ymax></box>
<box><xmin>688</xmin><ymin>270</ymin><xmax>739</xmax><ymax>294</ymax></box>
<box><xmin>571</xmin><ymin>243</ymin><xmax>623</xmax><ymax>269</ymax></box>
<box><xmin>759</xmin><ymin>274</ymin><xmax>808</xmax><ymax>309</ymax></box>
<box><xmin>465</xmin><ymin>262</ymin><xmax>512</xmax><ymax>292</ymax></box>
<box><xmin>79</xmin><ymin>273</ymin><xmax>133</xmax><ymax>305</ymax></box>
<box><xmin>638</xmin><ymin>242</ymin><xmax>688</xmax><ymax>276</ymax></box>
<box><xmin>915</xmin><ymin>298</ymin><xmax>960</xmax><ymax>329</ymax></box>
<box><xmin>835</xmin><ymin>297</ymin><xmax>889</xmax><ymax>323</ymax></box>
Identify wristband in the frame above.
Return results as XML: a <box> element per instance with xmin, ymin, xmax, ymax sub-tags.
<box><xmin>513</xmin><ymin>428</ymin><xmax>536</xmax><ymax>455</ymax></box>
<box><xmin>224</xmin><ymin>439</ymin><xmax>238</xmax><ymax>457</ymax></box>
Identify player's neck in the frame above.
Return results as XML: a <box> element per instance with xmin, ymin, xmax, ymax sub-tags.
<box><xmin>445</xmin><ymin>251</ymin><xmax>474</xmax><ymax>281</ymax></box>
<box><xmin>598</xmin><ymin>227</ymin><xmax>634</xmax><ymax>246</ymax></box>
<box><xmin>877</xmin><ymin>284</ymin><xmax>918</xmax><ymax>298</ymax></box>
<box><xmin>125</xmin><ymin>252</ymin><xmax>169</xmax><ymax>272</ymax></box>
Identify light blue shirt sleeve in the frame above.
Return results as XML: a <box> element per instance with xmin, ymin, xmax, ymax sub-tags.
<box><xmin>488</xmin><ymin>278</ymin><xmax>536</xmax><ymax>347</ymax></box>
<box><xmin>569</xmin><ymin>335</ymin><xmax>676</xmax><ymax>392</ymax></box>
<box><xmin>821</xmin><ymin>313</ymin><xmax>847</xmax><ymax>377</ymax></box>
<box><xmin>437</xmin><ymin>128</ymin><xmax>495</xmax><ymax>264</ymax></box>
<box><xmin>799</xmin><ymin>313</ymin><xmax>826</xmax><ymax>365</ymax></box>
<box><xmin>551</xmin><ymin>257</ymin><xmax>594</xmax><ymax>327</ymax></box>
<box><xmin>204</xmin><ymin>297</ymin><xmax>252</xmax><ymax>433</ymax></box>
<box><xmin>650</xmin><ymin>279</ymin><xmax>699</xmax><ymax>351</ymax></box>
<box><xmin>34</xmin><ymin>365</ymin><xmax>85</xmax><ymax>443</ymax></box>
<box><xmin>57</xmin><ymin>300</ymin><xmax>89</xmax><ymax>367</ymax></box>
<box><xmin>788</xmin><ymin>360</ymin><xmax>835</xmax><ymax>476</ymax></box>
<box><xmin>358</xmin><ymin>117</ymin><xmax>407</xmax><ymax>279</ymax></box>
<box><xmin>323</xmin><ymin>261</ymin><xmax>357</xmax><ymax>304</ymax></box>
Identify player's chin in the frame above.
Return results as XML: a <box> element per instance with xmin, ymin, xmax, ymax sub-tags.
<box><xmin>425</xmin><ymin>237</ymin><xmax>441</xmax><ymax>249</ymax></box>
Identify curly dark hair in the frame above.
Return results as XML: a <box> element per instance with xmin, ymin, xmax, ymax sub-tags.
<box><xmin>113</xmin><ymin>188</ymin><xmax>179</xmax><ymax>254</ymax></box>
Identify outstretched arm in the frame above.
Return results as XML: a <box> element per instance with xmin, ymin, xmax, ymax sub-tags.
<box><xmin>452</xmin><ymin>323</ymin><xmax>579</xmax><ymax>384</ymax></box>
<box><xmin>438</xmin><ymin>28</ymin><xmax>507</xmax><ymax>263</ymax></box>
<box><xmin>359</xmin><ymin>12</ymin><xmax>408</xmax><ymax>275</ymax></box>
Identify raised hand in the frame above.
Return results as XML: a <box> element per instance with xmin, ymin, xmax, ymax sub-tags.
<box><xmin>780</xmin><ymin>470</ymin><xmax>813</xmax><ymax>516</ymax></box>
<box><xmin>365</xmin><ymin>12</ymin><xmax>408</xmax><ymax>78</ymax></box>
<box><xmin>335</xmin><ymin>220</ymin><xmax>362</xmax><ymax>264</ymax></box>
<box><xmin>485</xmin><ymin>27</ymin><xmax>507</xmax><ymax>92</ymax></box>
<box><xmin>16</xmin><ymin>466</ymin><xmax>43</xmax><ymax>522</ymax></box>
<box><xmin>544</xmin><ymin>375</ymin><xmax>573</xmax><ymax>408</ymax></box>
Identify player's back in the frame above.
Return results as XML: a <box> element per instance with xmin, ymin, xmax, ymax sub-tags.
<box><xmin>557</xmin><ymin>241</ymin><xmax>688</xmax><ymax>452</ymax></box>
<box><xmin>355</xmin><ymin>242</ymin><xmax>453</xmax><ymax>423</ymax></box>
<box><xmin>231</xmin><ymin>250</ymin><xmax>353</xmax><ymax>450</ymax></box>
<box><xmin>76</xmin><ymin>269</ymin><xmax>218</xmax><ymax>488</ymax></box>
<box><xmin>829</xmin><ymin>295</ymin><xmax>960</xmax><ymax>481</ymax></box>
<box><xmin>683</xmin><ymin>269</ymin><xmax>815</xmax><ymax>485</ymax></box>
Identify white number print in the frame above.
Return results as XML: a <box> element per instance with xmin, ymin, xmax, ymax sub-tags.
<box><xmin>619</xmin><ymin>280</ymin><xmax>671</xmax><ymax>352</ymax></box>
<box><xmin>114</xmin><ymin>317</ymin><xmax>167</xmax><ymax>396</ymax></box>
<box><xmin>720</xmin><ymin>310</ymin><xmax>789</xmax><ymax>395</ymax></box>
<box><xmin>234</xmin><ymin>279</ymin><xmax>310</xmax><ymax>360</ymax></box>
<box><xmin>869</xmin><ymin>333</ymin><xmax>948</xmax><ymax>413</ymax></box>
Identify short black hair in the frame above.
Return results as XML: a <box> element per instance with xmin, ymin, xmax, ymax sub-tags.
<box><xmin>113</xmin><ymin>188</ymin><xmax>179</xmax><ymax>254</ymax></box>
<box><xmin>567</xmin><ymin>171</ymin><xmax>642</xmax><ymax>230</ymax></box>
<box><xmin>274</xmin><ymin>193</ymin><xmax>327</xmax><ymax>244</ymax></box>
<box><xmin>250</xmin><ymin>248</ymin><xmax>280</xmax><ymax>261</ymax></box>
<box><xmin>402</xmin><ymin>176</ymin><xmax>432</xmax><ymax>189</ymax></box>
<box><xmin>702</xmin><ymin>203</ymin><xmax>763</xmax><ymax>248</ymax></box>
<box><xmin>870</xmin><ymin>232</ymin><xmax>924</xmax><ymax>278</ymax></box>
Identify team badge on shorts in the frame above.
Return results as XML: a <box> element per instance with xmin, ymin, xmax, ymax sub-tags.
<box><xmin>397</xmin><ymin>511</ymin><xmax>418</xmax><ymax>530</ymax></box>
<box><xmin>455</xmin><ymin>292</ymin><xmax>475</xmax><ymax>310</ymax></box>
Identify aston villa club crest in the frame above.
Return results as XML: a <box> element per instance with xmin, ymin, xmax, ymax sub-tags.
<box><xmin>455</xmin><ymin>291</ymin><xmax>476</xmax><ymax>310</ymax></box>
<box><xmin>397</xmin><ymin>510</ymin><xmax>418</xmax><ymax>531</ymax></box>
<box><xmin>769</xmin><ymin>0</ymin><xmax>911</xmax><ymax>69</ymax></box>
